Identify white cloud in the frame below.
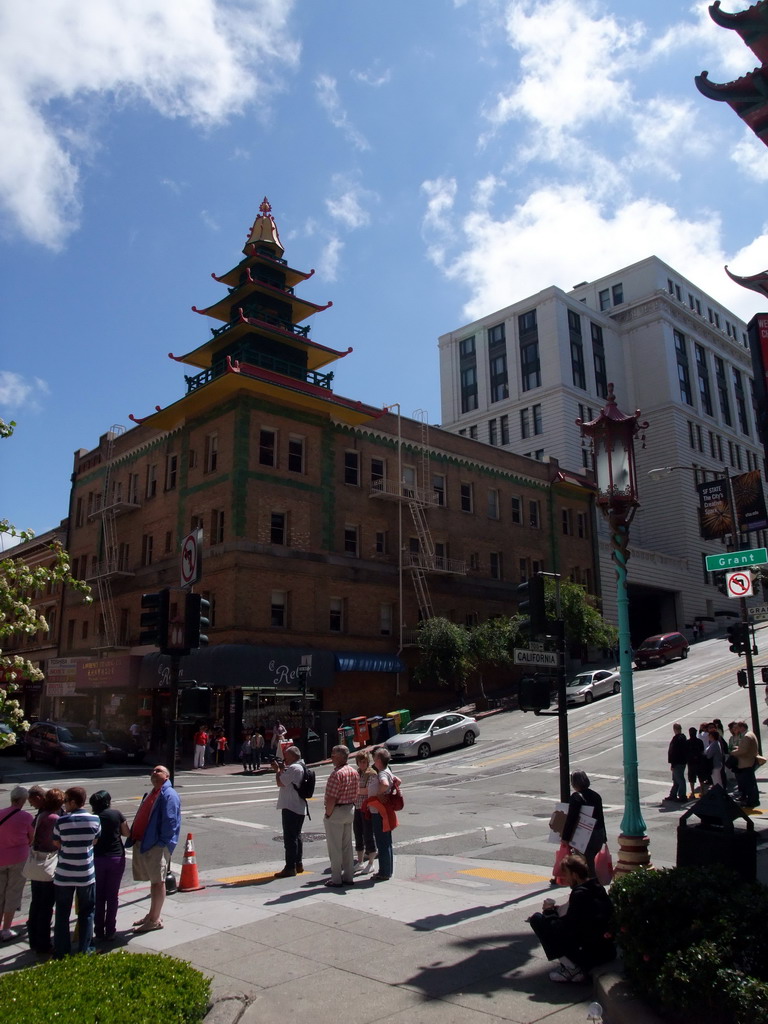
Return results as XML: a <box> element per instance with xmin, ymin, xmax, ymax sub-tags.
<box><xmin>0</xmin><ymin>371</ymin><xmax>50</xmax><ymax>412</ymax></box>
<box><xmin>0</xmin><ymin>0</ymin><xmax>299</xmax><ymax>248</ymax></box>
<box><xmin>351</xmin><ymin>65</ymin><xmax>392</xmax><ymax>88</ymax></box>
<box><xmin>200</xmin><ymin>210</ymin><xmax>220</xmax><ymax>232</ymax></box>
<box><xmin>627</xmin><ymin>98</ymin><xmax>712</xmax><ymax>178</ymax></box>
<box><xmin>731</xmin><ymin>134</ymin><xmax>768</xmax><ymax>184</ymax></box>
<box><xmin>319</xmin><ymin>235</ymin><xmax>344</xmax><ymax>282</ymax></box>
<box><xmin>421</xmin><ymin>181</ymin><xmax>766</xmax><ymax>322</ymax></box>
<box><xmin>325</xmin><ymin>175</ymin><xmax>377</xmax><ymax>230</ymax></box>
<box><xmin>487</xmin><ymin>0</ymin><xmax>643</xmax><ymax>133</ymax></box>
<box><xmin>649</xmin><ymin>1</ymin><xmax>756</xmax><ymax>77</ymax></box>
<box><xmin>315</xmin><ymin>73</ymin><xmax>370</xmax><ymax>151</ymax></box>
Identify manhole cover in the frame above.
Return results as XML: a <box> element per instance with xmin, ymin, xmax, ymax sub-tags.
<box><xmin>272</xmin><ymin>833</ymin><xmax>326</xmax><ymax>843</ymax></box>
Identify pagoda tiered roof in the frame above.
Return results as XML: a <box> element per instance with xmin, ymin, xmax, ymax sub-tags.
<box><xmin>709</xmin><ymin>1</ymin><xmax>768</xmax><ymax>65</ymax></box>
<box><xmin>131</xmin><ymin>196</ymin><xmax>383</xmax><ymax>430</ymax></box>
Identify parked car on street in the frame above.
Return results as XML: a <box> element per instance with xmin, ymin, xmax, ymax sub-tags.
<box><xmin>99</xmin><ymin>730</ymin><xmax>145</xmax><ymax>764</ymax></box>
<box><xmin>24</xmin><ymin>721</ymin><xmax>105</xmax><ymax>768</ymax></box>
<box><xmin>634</xmin><ymin>632</ymin><xmax>689</xmax><ymax>669</ymax></box>
<box><xmin>385</xmin><ymin>712</ymin><xmax>479</xmax><ymax>760</ymax></box>
<box><xmin>565</xmin><ymin>669</ymin><xmax>621</xmax><ymax>705</ymax></box>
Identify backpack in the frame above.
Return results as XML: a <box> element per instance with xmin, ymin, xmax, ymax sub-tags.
<box><xmin>293</xmin><ymin>763</ymin><xmax>316</xmax><ymax>801</ymax></box>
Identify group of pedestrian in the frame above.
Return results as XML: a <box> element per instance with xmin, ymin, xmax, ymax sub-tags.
<box><xmin>192</xmin><ymin>724</ymin><xmax>230</xmax><ymax>768</ymax></box>
<box><xmin>272</xmin><ymin>743</ymin><xmax>398</xmax><ymax>887</ymax></box>
<box><xmin>0</xmin><ymin>764</ymin><xmax>181</xmax><ymax>959</ymax></box>
<box><xmin>665</xmin><ymin>719</ymin><xmax>761</xmax><ymax>808</ymax></box>
<box><xmin>239</xmin><ymin>729</ymin><xmax>266</xmax><ymax>773</ymax></box>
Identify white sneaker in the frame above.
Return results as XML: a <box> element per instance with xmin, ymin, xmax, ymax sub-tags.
<box><xmin>0</xmin><ymin>929</ymin><xmax>17</xmax><ymax>942</ymax></box>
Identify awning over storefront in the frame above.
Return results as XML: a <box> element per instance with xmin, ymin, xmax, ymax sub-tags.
<box><xmin>334</xmin><ymin>652</ymin><xmax>405</xmax><ymax>672</ymax></box>
<box><xmin>140</xmin><ymin>645</ymin><xmax>335</xmax><ymax>690</ymax></box>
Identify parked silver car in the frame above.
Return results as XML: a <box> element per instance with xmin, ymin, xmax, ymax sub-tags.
<box><xmin>385</xmin><ymin>712</ymin><xmax>480</xmax><ymax>760</ymax></box>
<box><xmin>565</xmin><ymin>670</ymin><xmax>621</xmax><ymax>705</ymax></box>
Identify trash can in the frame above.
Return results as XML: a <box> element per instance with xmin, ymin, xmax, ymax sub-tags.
<box><xmin>676</xmin><ymin>787</ymin><xmax>756</xmax><ymax>883</ymax></box>
<box><xmin>395</xmin><ymin>709</ymin><xmax>411</xmax><ymax>728</ymax></box>
<box><xmin>350</xmin><ymin>716</ymin><xmax>370</xmax><ymax>746</ymax></box>
<box><xmin>378</xmin><ymin>718</ymin><xmax>396</xmax><ymax>742</ymax></box>
<box><xmin>336</xmin><ymin>724</ymin><xmax>355</xmax><ymax>749</ymax></box>
<box><xmin>386</xmin><ymin>711</ymin><xmax>401</xmax><ymax>733</ymax></box>
<box><xmin>367</xmin><ymin>716</ymin><xmax>384</xmax><ymax>743</ymax></box>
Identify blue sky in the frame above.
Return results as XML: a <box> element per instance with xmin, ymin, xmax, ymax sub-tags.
<box><xmin>2</xmin><ymin>0</ymin><xmax>768</xmax><ymax>542</ymax></box>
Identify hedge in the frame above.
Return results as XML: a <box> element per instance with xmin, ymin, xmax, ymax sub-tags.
<box><xmin>0</xmin><ymin>951</ymin><xmax>211</xmax><ymax>1024</ymax></box>
<box><xmin>610</xmin><ymin>865</ymin><xmax>768</xmax><ymax>1024</ymax></box>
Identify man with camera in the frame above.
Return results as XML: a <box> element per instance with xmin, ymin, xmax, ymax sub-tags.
<box><xmin>272</xmin><ymin>745</ymin><xmax>306</xmax><ymax>878</ymax></box>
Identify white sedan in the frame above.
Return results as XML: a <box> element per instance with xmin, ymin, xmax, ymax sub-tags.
<box><xmin>565</xmin><ymin>669</ymin><xmax>620</xmax><ymax>705</ymax></box>
<box><xmin>385</xmin><ymin>712</ymin><xmax>480</xmax><ymax>760</ymax></box>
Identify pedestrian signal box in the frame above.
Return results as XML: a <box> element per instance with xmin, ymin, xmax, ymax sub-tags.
<box><xmin>518</xmin><ymin>675</ymin><xmax>551</xmax><ymax>713</ymax></box>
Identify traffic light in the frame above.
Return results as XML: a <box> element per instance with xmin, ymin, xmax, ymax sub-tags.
<box><xmin>139</xmin><ymin>590</ymin><xmax>169</xmax><ymax>647</ymax></box>
<box><xmin>737</xmin><ymin>669</ymin><xmax>748</xmax><ymax>688</ymax></box>
<box><xmin>518</xmin><ymin>674</ymin><xmax>551</xmax><ymax>712</ymax></box>
<box><xmin>762</xmin><ymin>665</ymin><xmax>768</xmax><ymax>683</ymax></box>
<box><xmin>184</xmin><ymin>593</ymin><xmax>210</xmax><ymax>650</ymax></box>
<box><xmin>180</xmin><ymin>686</ymin><xmax>211</xmax><ymax>717</ymax></box>
<box><xmin>726</xmin><ymin>621</ymin><xmax>749</xmax><ymax>656</ymax></box>
<box><xmin>517</xmin><ymin>574</ymin><xmax>547</xmax><ymax>635</ymax></box>
<box><xmin>163</xmin><ymin>596</ymin><xmax>190</xmax><ymax>656</ymax></box>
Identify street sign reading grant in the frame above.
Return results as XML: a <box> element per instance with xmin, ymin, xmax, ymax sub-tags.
<box><xmin>514</xmin><ymin>648</ymin><xmax>559</xmax><ymax>668</ymax></box>
<box><xmin>705</xmin><ymin>548</ymin><xmax>768</xmax><ymax>572</ymax></box>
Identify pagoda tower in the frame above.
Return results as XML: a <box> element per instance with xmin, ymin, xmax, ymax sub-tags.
<box><xmin>132</xmin><ymin>197</ymin><xmax>382</xmax><ymax>430</ymax></box>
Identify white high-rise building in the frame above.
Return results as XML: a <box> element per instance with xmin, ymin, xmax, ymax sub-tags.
<box><xmin>439</xmin><ymin>256</ymin><xmax>767</xmax><ymax>637</ymax></box>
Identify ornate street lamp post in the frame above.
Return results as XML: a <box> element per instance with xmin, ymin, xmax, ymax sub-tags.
<box><xmin>578</xmin><ymin>384</ymin><xmax>651</xmax><ymax>875</ymax></box>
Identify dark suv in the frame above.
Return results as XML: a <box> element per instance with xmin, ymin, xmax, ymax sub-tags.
<box><xmin>634</xmin><ymin>632</ymin><xmax>689</xmax><ymax>669</ymax></box>
<box><xmin>25</xmin><ymin>722</ymin><xmax>104</xmax><ymax>768</ymax></box>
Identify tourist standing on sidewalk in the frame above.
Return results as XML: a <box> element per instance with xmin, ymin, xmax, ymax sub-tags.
<box><xmin>89</xmin><ymin>790</ymin><xmax>129</xmax><ymax>942</ymax></box>
<box><xmin>368</xmin><ymin>747</ymin><xmax>395</xmax><ymax>882</ymax></box>
<box><xmin>52</xmin><ymin>787</ymin><xmax>101</xmax><ymax>957</ymax></box>
<box><xmin>273</xmin><ymin>745</ymin><xmax>307</xmax><ymax>878</ymax></box>
<box><xmin>733</xmin><ymin>721</ymin><xmax>761</xmax><ymax>808</ymax></box>
<box><xmin>27</xmin><ymin>788</ymin><xmax>64</xmax><ymax>957</ymax></box>
<box><xmin>0</xmin><ymin>786</ymin><xmax>34</xmax><ymax>942</ymax></box>
<box><xmin>271</xmin><ymin>720</ymin><xmax>287</xmax><ymax>758</ymax></box>
<box><xmin>252</xmin><ymin>729</ymin><xmax>265</xmax><ymax>771</ymax></box>
<box><xmin>323</xmin><ymin>745</ymin><xmax>358</xmax><ymax>887</ymax></box>
<box><xmin>127</xmin><ymin>765</ymin><xmax>181</xmax><ymax>934</ymax></box>
<box><xmin>686</xmin><ymin>727</ymin><xmax>705</xmax><ymax>798</ymax></box>
<box><xmin>664</xmin><ymin>723</ymin><xmax>689</xmax><ymax>802</ymax></box>
<box><xmin>353</xmin><ymin>751</ymin><xmax>377</xmax><ymax>873</ymax></box>
<box><xmin>193</xmin><ymin>725</ymin><xmax>208</xmax><ymax>769</ymax></box>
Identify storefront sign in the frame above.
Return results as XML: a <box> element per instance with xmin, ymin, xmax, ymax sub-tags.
<box><xmin>47</xmin><ymin>654</ymin><xmax>142</xmax><ymax>690</ymax></box>
<box><xmin>46</xmin><ymin>681</ymin><xmax>77</xmax><ymax>697</ymax></box>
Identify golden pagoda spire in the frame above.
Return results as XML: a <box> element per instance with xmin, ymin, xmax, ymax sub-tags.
<box><xmin>243</xmin><ymin>196</ymin><xmax>284</xmax><ymax>258</ymax></box>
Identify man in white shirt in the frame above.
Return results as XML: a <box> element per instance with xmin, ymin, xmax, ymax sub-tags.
<box><xmin>273</xmin><ymin>746</ymin><xmax>307</xmax><ymax>878</ymax></box>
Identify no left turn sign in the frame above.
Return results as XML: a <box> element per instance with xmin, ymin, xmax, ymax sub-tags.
<box><xmin>181</xmin><ymin>529</ymin><xmax>202</xmax><ymax>588</ymax></box>
<box><xmin>726</xmin><ymin>570</ymin><xmax>753</xmax><ymax>598</ymax></box>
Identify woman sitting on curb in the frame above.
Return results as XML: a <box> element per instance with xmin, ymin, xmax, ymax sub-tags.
<box><xmin>528</xmin><ymin>852</ymin><xmax>615</xmax><ymax>983</ymax></box>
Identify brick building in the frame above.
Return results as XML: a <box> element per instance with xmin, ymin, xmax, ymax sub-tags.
<box><xmin>47</xmin><ymin>200</ymin><xmax>598</xmax><ymax>744</ymax></box>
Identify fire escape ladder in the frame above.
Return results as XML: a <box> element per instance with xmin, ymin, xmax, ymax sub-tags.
<box><xmin>410</xmin><ymin>565</ymin><xmax>434</xmax><ymax>621</ymax></box>
<box><xmin>409</xmin><ymin>500</ymin><xmax>435</xmax><ymax>561</ymax></box>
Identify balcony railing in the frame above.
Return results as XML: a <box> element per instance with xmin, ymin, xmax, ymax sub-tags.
<box><xmin>369</xmin><ymin>480</ymin><xmax>441</xmax><ymax>505</ymax></box>
<box><xmin>86</xmin><ymin>499</ymin><xmax>141</xmax><ymax>521</ymax></box>
<box><xmin>403</xmin><ymin>551</ymin><xmax>467</xmax><ymax>575</ymax></box>
<box><xmin>85</xmin><ymin>560</ymin><xmax>135</xmax><ymax>582</ymax></box>
<box><xmin>185</xmin><ymin>354</ymin><xmax>333</xmax><ymax>394</ymax></box>
<box><xmin>211</xmin><ymin>309</ymin><xmax>311</xmax><ymax>339</ymax></box>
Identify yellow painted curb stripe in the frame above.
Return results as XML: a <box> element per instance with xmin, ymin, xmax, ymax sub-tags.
<box><xmin>459</xmin><ymin>867</ymin><xmax>549</xmax><ymax>884</ymax></box>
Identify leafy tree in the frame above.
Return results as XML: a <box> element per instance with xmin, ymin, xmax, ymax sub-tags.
<box><xmin>0</xmin><ymin>419</ymin><xmax>91</xmax><ymax>748</ymax></box>
<box><xmin>413</xmin><ymin>617</ymin><xmax>474</xmax><ymax>689</ymax></box>
<box><xmin>545</xmin><ymin>578</ymin><xmax>618</xmax><ymax>650</ymax></box>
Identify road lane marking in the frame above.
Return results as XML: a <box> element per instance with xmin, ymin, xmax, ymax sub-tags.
<box><xmin>187</xmin><ymin>815</ymin><xmax>274</xmax><ymax>830</ymax></box>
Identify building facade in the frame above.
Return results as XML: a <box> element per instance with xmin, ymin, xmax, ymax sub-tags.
<box><xmin>439</xmin><ymin>256</ymin><xmax>768</xmax><ymax>638</ymax></box>
<box><xmin>45</xmin><ymin>200</ymin><xmax>598</xmax><ymax>744</ymax></box>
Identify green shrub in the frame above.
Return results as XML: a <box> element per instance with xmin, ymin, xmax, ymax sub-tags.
<box><xmin>0</xmin><ymin>950</ymin><xmax>211</xmax><ymax>1024</ymax></box>
<box><xmin>610</xmin><ymin>865</ymin><xmax>768</xmax><ymax>1024</ymax></box>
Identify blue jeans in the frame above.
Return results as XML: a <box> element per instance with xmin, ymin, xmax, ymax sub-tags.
<box><xmin>54</xmin><ymin>883</ymin><xmax>95</xmax><ymax>957</ymax></box>
<box><xmin>669</xmin><ymin>764</ymin><xmax>687</xmax><ymax>800</ymax></box>
<box><xmin>371</xmin><ymin>813</ymin><xmax>393</xmax><ymax>878</ymax></box>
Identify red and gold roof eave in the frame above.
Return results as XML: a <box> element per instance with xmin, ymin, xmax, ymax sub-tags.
<box><xmin>169</xmin><ymin>311</ymin><xmax>353</xmax><ymax>371</ymax></box>
<box><xmin>213</xmin><ymin>251</ymin><xmax>314</xmax><ymax>290</ymax></box>
<box><xmin>129</xmin><ymin>360</ymin><xmax>384</xmax><ymax>431</ymax></box>
<box><xmin>192</xmin><ymin>278</ymin><xmax>332</xmax><ymax>326</ymax></box>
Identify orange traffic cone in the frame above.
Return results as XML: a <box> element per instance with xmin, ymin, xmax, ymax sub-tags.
<box><xmin>178</xmin><ymin>833</ymin><xmax>205</xmax><ymax>892</ymax></box>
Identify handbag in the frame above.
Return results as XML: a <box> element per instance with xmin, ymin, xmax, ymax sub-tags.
<box><xmin>23</xmin><ymin>848</ymin><xmax>57</xmax><ymax>882</ymax></box>
<box><xmin>594</xmin><ymin>843</ymin><xmax>614</xmax><ymax>885</ymax></box>
<box><xmin>549</xmin><ymin>809</ymin><xmax>566</xmax><ymax>835</ymax></box>
<box><xmin>725</xmin><ymin>754</ymin><xmax>738</xmax><ymax>771</ymax></box>
<box><xmin>22</xmin><ymin>815</ymin><xmax>58</xmax><ymax>881</ymax></box>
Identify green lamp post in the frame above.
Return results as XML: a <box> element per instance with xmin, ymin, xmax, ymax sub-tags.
<box><xmin>578</xmin><ymin>384</ymin><xmax>651</xmax><ymax>875</ymax></box>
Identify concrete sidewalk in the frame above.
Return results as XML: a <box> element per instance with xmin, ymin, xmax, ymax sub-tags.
<box><xmin>0</xmin><ymin>851</ymin><xmax>624</xmax><ymax>1024</ymax></box>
